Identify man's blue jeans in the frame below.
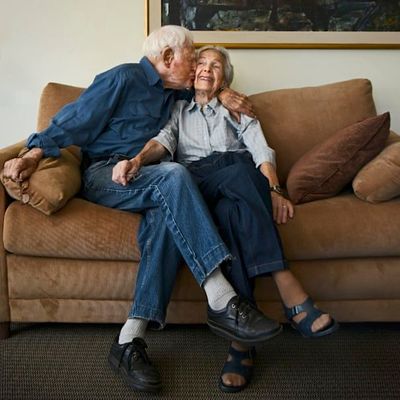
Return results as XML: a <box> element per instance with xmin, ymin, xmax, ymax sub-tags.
<box><xmin>81</xmin><ymin>158</ymin><xmax>230</xmax><ymax>328</ymax></box>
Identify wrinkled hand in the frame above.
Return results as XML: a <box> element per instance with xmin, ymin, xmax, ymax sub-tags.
<box><xmin>3</xmin><ymin>157</ymin><xmax>39</xmax><ymax>182</ymax></box>
<box><xmin>271</xmin><ymin>192</ymin><xmax>294</xmax><ymax>224</ymax></box>
<box><xmin>218</xmin><ymin>88</ymin><xmax>255</xmax><ymax>121</ymax></box>
<box><xmin>112</xmin><ymin>158</ymin><xmax>141</xmax><ymax>186</ymax></box>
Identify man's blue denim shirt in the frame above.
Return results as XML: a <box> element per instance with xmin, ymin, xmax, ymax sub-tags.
<box><xmin>27</xmin><ymin>57</ymin><xmax>190</xmax><ymax>159</ymax></box>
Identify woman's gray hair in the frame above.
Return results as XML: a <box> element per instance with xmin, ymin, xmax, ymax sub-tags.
<box><xmin>197</xmin><ymin>46</ymin><xmax>234</xmax><ymax>86</ymax></box>
<box><xmin>143</xmin><ymin>25</ymin><xmax>194</xmax><ymax>58</ymax></box>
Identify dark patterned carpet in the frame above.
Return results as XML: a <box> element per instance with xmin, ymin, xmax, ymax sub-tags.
<box><xmin>1</xmin><ymin>322</ymin><xmax>399</xmax><ymax>399</ymax></box>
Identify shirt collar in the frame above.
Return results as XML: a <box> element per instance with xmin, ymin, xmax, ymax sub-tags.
<box><xmin>188</xmin><ymin>96</ymin><xmax>220</xmax><ymax>112</ymax></box>
<box><xmin>140</xmin><ymin>57</ymin><xmax>163</xmax><ymax>87</ymax></box>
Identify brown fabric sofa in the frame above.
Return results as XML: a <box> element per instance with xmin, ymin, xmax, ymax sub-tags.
<box><xmin>1</xmin><ymin>78</ymin><xmax>400</xmax><ymax>339</ymax></box>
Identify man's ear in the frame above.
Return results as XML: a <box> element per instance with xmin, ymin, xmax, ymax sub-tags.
<box><xmin>161</xmin><ymin>47</ymin><xmax>174</xmax><ymax>68</ymax></box>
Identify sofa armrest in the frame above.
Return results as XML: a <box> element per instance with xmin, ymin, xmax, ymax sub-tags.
<box><xmin>0</xmin><ymin>140</ymin><xmax>26</xmax><ymax>205</ymax></box>
<box><xmin>0</xmin><ymin>183</ymin><xmax>11</xmax><ymax>330</ymax></box>
<box><xmin>0</xmin><ymin>141</ymin><xmax>23</xmax><ymax>331</ymax></box>
<box><xmin>0</xmin><ymin>140</ymin><xmax>26</xmax><ymax>168</ymax></box>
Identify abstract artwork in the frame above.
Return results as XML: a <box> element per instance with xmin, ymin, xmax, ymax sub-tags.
<box><xmin>146</xmin><ymin>0</ymin><xmax>400</xmax><ymax>48</ymax></box>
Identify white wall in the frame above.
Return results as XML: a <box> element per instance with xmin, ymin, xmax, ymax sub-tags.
<box><xmin>1</xmin><ymin>0</ymin><xmax>399</xmax><ymax>148</ymax></box>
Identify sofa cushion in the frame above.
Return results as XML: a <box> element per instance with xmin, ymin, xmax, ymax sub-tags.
<box><xmin>286</xmin><ymin>113</ymin><xmax>390</xmax><ymax>204</ymax></box>
<box><xmin>276</xmin><ymin>193</ymin><xmax>400</xmax><ymax>260</ymax></box>
<box><xmin>3</xmin><ymin>198</ymin><xmax>141</xmax><ymax>261</ymax></box>
<box><xmin>5</xmin><ymin>192</ymin><xmax>400</xmax><ymax>262</ymax></box>
<box><xmin>1</xmin><ymin>147</ymin><xmax>81</xmax><ymax>215</ymax></box>
<box><xmin>353</xmin><ymin>140</ymin><xmax>400</xmax><ymax>203</ymax></box>
<box><xmin>249</xmin><ymin>79</ymin><xmax>377</xmax><ymax>183</ymax></box>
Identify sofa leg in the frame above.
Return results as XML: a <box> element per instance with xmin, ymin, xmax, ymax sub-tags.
<box><xmin>0</xmin><ymin>322</ymin><xmax>10</xmax><ymax>339</ymax></box>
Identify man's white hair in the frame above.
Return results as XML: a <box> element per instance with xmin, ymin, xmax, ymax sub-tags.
<box><xmin>197</xmin><ymin>46</ymin><xmax>234</xmax><ymax>86</ymax></box>
<box><xmin>143</xmin><ymin>25</ymin><xmax>194</xmax><ymax>58</ymax></box>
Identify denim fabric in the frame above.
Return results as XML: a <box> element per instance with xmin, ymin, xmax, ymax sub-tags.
<box><xmin>81</xmin><ymin>158</ymin><xmax>230</xmax><ymax>328</ymax></box>
<box><xmin>187</xmin><ymin>152</ymin><xmax>288</xmax><ymax>303</ymax></box>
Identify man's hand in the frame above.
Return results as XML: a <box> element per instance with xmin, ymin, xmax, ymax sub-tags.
<box><xmin>112</xmin><ymin>158</ymin><xmax>141</xmax><ymax>186</ymax></box>
<box><xmin>271</xmin><ymin>192</ymin><xmax>294</xmax><ymax>225</ymax></box>
<box><xmin>218</xmin><ymin>87</ymin><xmax>255</xmax><ymax>121</ymax></box>
<box><xmin>112</xmin><ymin>140</ymin><xmax>168</xmax><ymax>185</ymax></box>
<box><xmin>3</xmin><ymin>148</ymin><xmax>43</xmax><ymax>182</ymax></box>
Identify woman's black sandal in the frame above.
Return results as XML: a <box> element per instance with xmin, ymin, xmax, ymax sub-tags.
<box><xmin>284</xmin><ymin>297</ymin><xmax>339</xmax><ymax>338</ymax></box>
<box><xmin>219</xmin><ymin>345</ymin><xmax>256</xmax><ymax>393</ymax></box>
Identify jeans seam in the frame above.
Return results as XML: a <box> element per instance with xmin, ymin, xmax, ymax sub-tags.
<box><xmin>153</xmin><ymin>185</ymin><xmax>206</xmax><ymax>281</ymax></box>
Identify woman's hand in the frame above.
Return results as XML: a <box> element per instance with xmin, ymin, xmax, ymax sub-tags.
<box><xmin>218</xmin><ymin>88</ymin><xmax>255</xmax><ymax>121</ymax></box>
<box><xmin>271</xmin><ymin>192</ymin><xmax>294</xmax><ymax>224</ymax></box>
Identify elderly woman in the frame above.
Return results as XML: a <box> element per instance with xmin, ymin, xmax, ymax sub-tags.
<box><xmin>123</xmin><ymin>46</ymin><xmax>339</xmax><ymax>393</ymax></box>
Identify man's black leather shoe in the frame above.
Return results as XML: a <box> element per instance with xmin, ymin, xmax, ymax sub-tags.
<box><xmin>207</xmin><ymin>296</ymin><xmax>282</xmax><ymax>344</ymax></box>
<box><xmin>108</xmin><ymin>336</ymin><xmax>161</xmax><ymax>393</ymax></box>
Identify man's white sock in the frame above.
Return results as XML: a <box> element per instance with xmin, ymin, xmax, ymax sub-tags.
<box><xmin>118</xmin><ymin>318</ymin><xmax>148</xmax><ymax>345</ymax></box>
<box><xmin>203</xmin><ymin>268</ymin><xmax>236</xmax><ymax>311</ymax></box>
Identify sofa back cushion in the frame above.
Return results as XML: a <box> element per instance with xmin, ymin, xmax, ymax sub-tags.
<box><xmin>37</xmin><ymin>82</ymin><xmax>85</xmax><ymax>159</ymax></box>
<box><xmin>249</xmin><ymin>79</ymin><xmax>377</xmax><ymax>183</ymax></box>
<box><xmin>38</xmin><ymin>80</ymin><xmax>377</xmax><ymax>185</ymax></box>
<box><xmin>37</xmin><ymin>82</ymin><xmax>85</xmax><ymax>131</ymax></box>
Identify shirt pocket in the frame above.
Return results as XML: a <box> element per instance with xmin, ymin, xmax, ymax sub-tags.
<box><xmin>129</xmin><ymin>100</ymin><xmax>161</xmax><ymax>119</ymax></box>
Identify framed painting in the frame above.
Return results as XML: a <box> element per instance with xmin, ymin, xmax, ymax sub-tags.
<box><xmin>145</xmin><ymin>0</ymin><xmax>400</xmax><ymax>49</ymax></box>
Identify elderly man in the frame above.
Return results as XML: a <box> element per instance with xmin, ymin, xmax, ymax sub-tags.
<box><xmin>3</xmin><ymin>26</ymin><xmax>282</xmax><ymax>393</ymax></box>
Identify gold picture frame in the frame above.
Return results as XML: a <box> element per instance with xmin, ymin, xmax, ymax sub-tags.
<box><xmin>145</xmin><ymin>0</ymin><xmax>400</xmax><ymax>49</ymax></box>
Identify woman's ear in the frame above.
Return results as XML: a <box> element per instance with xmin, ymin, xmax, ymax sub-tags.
<box><xmin>162</xmin><ymin>47</ymin><xmax>174</xmax><ymax>68</ymax></box>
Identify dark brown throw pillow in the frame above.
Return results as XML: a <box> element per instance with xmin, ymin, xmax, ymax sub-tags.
<box><xmin>287</xmin><ymin>112</ymin><xmax>390</xmax><ymax>204</ymax></box>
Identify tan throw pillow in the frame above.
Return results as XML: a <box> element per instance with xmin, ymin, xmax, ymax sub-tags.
<box><xmin>1</xmin><ymin>147</ymin><xmax>81</xmax><ymax>215</ymax></box>
<box><xmin>286</xmin><ymin>112</ymin><xmax>390</xmax><ymax>204</ymax></box>
<box><xmin>352</xmin><ymin>141</ymin><xmax>400</xmax><ymax>203</ymax></box>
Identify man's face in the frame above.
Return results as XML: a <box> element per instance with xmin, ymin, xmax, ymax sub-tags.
<box><xmin>168</xmin><ymin>44</ymin><xmax>196</xmax><ymax>89</ymax></box>
<box><xmin>194</xmin><ymin>50</ymin><xmax>225</xmax><ymax>96</ymax></box>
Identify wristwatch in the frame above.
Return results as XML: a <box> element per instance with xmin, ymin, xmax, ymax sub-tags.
<box><xmin>270</xmin><ymin>185</ymin><xmax>284</xmax><ymax>195</ymax></box>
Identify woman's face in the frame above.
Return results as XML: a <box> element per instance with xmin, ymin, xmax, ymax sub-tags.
<box><xmin>194</xmin><ymin>50</ymin><xmax>225</xmax><ymax>97</ymax></box>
